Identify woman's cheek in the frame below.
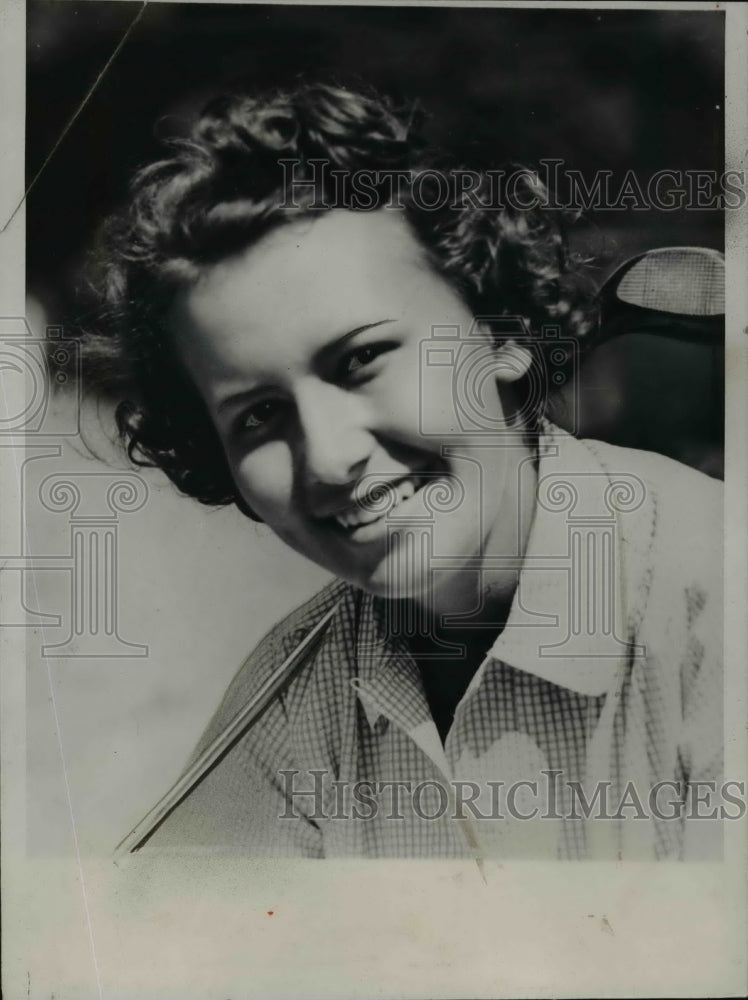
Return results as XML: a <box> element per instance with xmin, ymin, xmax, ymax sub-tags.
<box><xmin>374</xmin><ymin>363</ymin><xmax>423</xmax><ymax>433</ymax></box>
<box><xmin>233</xmin><ymin>443</ymin><xmax>295</xmax><ymax>519</ymax></box>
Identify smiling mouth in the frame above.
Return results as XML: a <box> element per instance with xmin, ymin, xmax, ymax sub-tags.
<box><xmin>327</xmin><ymin>467</ymin><xmax>446</xmax><ymax>535</ymax></box>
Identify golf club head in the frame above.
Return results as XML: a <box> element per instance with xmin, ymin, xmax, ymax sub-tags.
<box><xmin>553</xmin><ymin>247</ymin><xmax>724</xmax><ymax>477</ymax></box>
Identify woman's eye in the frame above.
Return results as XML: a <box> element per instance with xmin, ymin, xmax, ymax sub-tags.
<box><xmin>238</xmin><ymin>399</ymin><xmax>280</xmax><ymax>432</ymax></box>
<box><xmin>339</xmin><ymin>342</ymin><xmax>394</xmax><ymax>380</ymax></box>
<box><xmin>346</xmin><ymin>346</ymin><xmax>377</xmax><ymax>372</ymax></box>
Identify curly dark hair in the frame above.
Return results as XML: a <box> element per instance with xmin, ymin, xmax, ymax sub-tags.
<box><xmin>82</xmin><ymin>80</ymin><xmax>597</xmax><ymax>515</ymax></box>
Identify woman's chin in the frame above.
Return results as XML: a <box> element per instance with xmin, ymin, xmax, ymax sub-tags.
<box><xmin>355</xmin><ymin>563</ymin><xmax>435</xmax><ymax>603</ymax></box>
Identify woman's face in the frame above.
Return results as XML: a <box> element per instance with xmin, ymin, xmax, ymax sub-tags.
<box><xmin>170</xmin><ymin>209</ymin><xmax>534</xmax><ymax>612</ymax></box>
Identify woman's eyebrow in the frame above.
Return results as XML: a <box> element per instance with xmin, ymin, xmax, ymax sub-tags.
<box><xmin>313</xmin><ymin>317</ymin><xmax>398</xmax><ymax>366</ymax></box>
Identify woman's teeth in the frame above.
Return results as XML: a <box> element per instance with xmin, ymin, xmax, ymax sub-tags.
<box><xmin>333</xmin><ymin>476</ymin><xmax>421</xmax><ymax>529</ymax></box>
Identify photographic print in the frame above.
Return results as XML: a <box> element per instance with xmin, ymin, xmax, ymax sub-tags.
<box><xmin>3</xmin><ymin>1</ymin><xmax>747</xmax><ymax>997</ymax></box>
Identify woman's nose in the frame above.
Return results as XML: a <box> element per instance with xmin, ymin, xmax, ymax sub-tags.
<box><xmin>295</xmin><ymin>379</ymin><xmax>374</xmax><ymax>491</ymax></box>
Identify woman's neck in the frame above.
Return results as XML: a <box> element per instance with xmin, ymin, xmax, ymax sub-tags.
<box><xmin>404</xmin><ymin>431</ymin><xmax>539</xmax><ymax>631</ymax></box>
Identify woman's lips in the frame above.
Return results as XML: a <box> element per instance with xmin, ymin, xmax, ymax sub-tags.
<box><xmin>326</xmin><ymin>467</ymin><xmax>449</xmax><ymax>542</ymax></box>
<box><xmin>333</xmin><ymin>475</ymin><xmax>422</xmax><ymax>529</ymax></box>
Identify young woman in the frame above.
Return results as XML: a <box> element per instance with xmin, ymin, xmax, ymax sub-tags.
<box><xmin>86</xmin><ymin>82</ymin><xmax>724</xmax><ymax>860</ymax></box>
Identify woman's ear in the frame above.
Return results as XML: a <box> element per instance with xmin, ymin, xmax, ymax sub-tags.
<box><xmin>491</xmin><ymin>338</ymin><xmax>534</xmax><ymax>384</ymax></box>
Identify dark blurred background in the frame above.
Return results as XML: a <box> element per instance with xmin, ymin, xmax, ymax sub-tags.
<box><xmin>27</xmin><ymin>2</ymin><xmax>724</xmax><ymax>325</ymax></box>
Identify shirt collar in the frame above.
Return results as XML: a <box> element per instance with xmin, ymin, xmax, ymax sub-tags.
<box><xmin>352</xmin><ymin>593</ymin><xmax>432</xmax><ymax>731</ymax></box>
<box><xmin>484</xmin><ymin>421</ymin><xmax>646</xmax><ymax>696</ymax></box>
